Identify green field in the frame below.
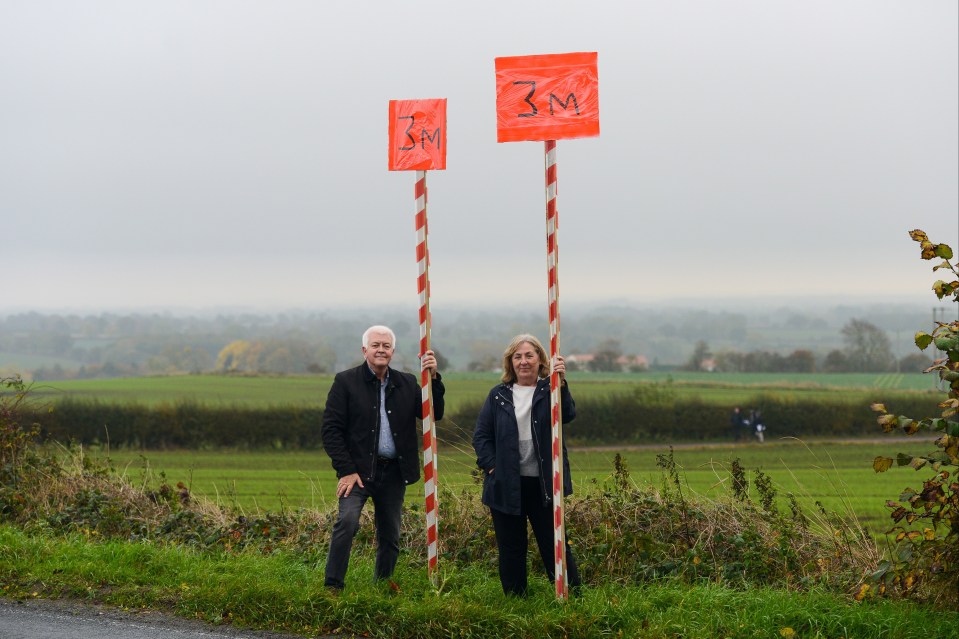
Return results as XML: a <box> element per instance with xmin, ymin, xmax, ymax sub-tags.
<box><xmin>93</xmin><ymin>438</ymin><xmax>933</xmax><ymax>534</ymax></box>
<box><xmin>23</xmin><ymin>371</ymin><xmax>939</xmax><ymax>412</ymax></box>
<box><xmin>25</xmin><ymin>371</ymin><xmax>945</xmax><ymax>535</ymax></box>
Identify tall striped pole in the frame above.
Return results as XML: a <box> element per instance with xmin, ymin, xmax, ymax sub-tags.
<box><xmin>545</xmin><ymin>140</ymin><xmax>568</xmax><ymax>599</ymax></box>
<box><xmin>415</xmin><ymin>169</ymin><xmax>439</xmax><ymax>582</ymax></box>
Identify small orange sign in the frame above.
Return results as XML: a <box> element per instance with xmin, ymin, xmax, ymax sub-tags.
<box><xmin>495</xmin><ymin>52</ymin><xmax>599</xmax><ymax>143</ymax></box>
<box><xmin>388</xmin><ymin>99</ymin><xmax>447</xmax><ymax>171</ymax></box>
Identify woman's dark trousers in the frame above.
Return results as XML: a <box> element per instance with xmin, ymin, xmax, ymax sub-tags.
<box><xmin>490</xmin><ymin>476</ymin><xmax>581</xmax><ymax>596</ymax></box>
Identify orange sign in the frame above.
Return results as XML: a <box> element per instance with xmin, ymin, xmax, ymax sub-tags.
<box><xmin>388</xmin><ymin>99</ymin><xmax>447</xmax><ymax>171</ymax></box>
<box><xmin>495</xmin><ymin>52</ymin><xmax>599</xmax><ymax>143</ymax></box>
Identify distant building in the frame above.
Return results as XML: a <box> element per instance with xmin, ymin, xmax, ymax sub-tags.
<box><xmin>568</xmin><ymin>353</ymin><xmax>649</xmax><ymax>372</ymax></box>
<box><xmin>567</xmin><ymin>353</ymin><xmax>595</xmax><ymax>366</ymax></box>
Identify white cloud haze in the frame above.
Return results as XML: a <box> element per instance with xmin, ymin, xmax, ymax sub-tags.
<box><xmin>2</xmin><ymin>0</ymin><xmax>956</xmax><ymax>313</ymax></box>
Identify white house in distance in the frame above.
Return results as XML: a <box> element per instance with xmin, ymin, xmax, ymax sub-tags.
<box><xmin>567</xmin><ymin>353</ymin><xmax>649</xmax><ymax>372</ymax></box>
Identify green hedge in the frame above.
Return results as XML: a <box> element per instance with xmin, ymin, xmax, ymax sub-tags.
<box><xmin>24</xmin><ymin>391</ymin><xmax>941</xmax><ymax>449</ymax></box>
<box><xmin>444</xmin><ymin>390</ymin><xmax>943</xmax><ymax>445</ymax></box>
<box><xmin>29</xmin><ymin>399</ymin><xmax>323</xmax><ymax>449</ymax></box>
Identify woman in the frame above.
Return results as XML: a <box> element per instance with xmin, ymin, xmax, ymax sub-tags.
<box><xmin>472</xmin><ymin>334</ymin><xmax>581</xmax><ymax>596</ymax></box>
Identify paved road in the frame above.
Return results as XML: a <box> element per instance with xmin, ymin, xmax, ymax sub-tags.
<box><xmin>0</xmin><ymin>598</ymin><xmax>340</xmax><ymax>639</ymax></box>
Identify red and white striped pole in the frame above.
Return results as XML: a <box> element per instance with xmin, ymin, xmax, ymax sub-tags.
<box><xmin>545</xmin><ymin>140</ymin><xmax>568</xmax><ymax>599</ymax></box>
<box><xmin>415</xmin><ymin>169</ymin><xmax>439</xmax><ymax>582</ymax></box>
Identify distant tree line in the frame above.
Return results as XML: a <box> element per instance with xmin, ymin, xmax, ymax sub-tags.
<box><xmin>682</xmin><ymin>319</ymin><xmax>933</xmax><ymax>374</ymax></box>
<box><xmin>541</xmin><ymin>318</ymin><xmax>931</xmax><ymax>375</ymax></box>
<box><xmin>28</xmin><ymin>338</ymin><xmax>338</xmax><ymax>381</ymax></box>
<box><xmin>0</xmin><ymin>308</ymin><xmax>936</xmax><ymax>380</ymax></box>
<box><xmin>1</xmin><ymin>312</ymin><xmax>349</xmax><ymax>382</ymax></box>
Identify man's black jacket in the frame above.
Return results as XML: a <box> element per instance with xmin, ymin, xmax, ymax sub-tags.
<box><xmin>321</xmin><ymin>363</ymin><xmax>445</xmax><ymax>485</ymax></box>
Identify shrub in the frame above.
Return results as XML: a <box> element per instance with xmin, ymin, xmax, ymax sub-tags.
<box><xmin>869</xmin><ymin>230</ymin><xmax>959</xmax><ymax>606</ymax></box>
<box><xmin>0</xmin><ymin>375</ymin><xmax>47</xmax><ymax>519</ymax></box>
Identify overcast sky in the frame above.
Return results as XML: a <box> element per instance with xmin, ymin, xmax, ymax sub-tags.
<box><xmin>2</xmin><ymin>1</ymin><xmax>956</xmax><ymax>315</ymax></box>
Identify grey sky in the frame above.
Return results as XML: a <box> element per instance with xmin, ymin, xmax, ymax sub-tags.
<box><xmin>2</xmin><ymin>1</ymin><xmax>956</xmax><ymax>313</ymax></box>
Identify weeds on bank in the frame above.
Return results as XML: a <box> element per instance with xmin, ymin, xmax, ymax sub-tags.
<box><xmin>1</xmin><ymin>403</ymin><xmax>873</xmax><ymax>601</ymax></box>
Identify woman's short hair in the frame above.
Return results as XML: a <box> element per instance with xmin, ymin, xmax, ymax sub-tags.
<box><xmin>362</xmin><ymin>325</ymin><xmax>396</xmax><ymax>349</ymax></box>
<box><xmin>501</xmin><ymin>334</ymin><xmax>549</xmax><ymax>384</ymax></box>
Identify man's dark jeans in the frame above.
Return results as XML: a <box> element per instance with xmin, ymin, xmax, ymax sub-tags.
<box><xmin>324</xmin><ymin>459</ymin><xmax>406</xmax><ymax>589</ymax></box>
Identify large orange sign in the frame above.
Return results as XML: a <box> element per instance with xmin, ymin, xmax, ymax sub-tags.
<box><xmin>495</xmin><ymin>52</ymin><xmax>599</xmax><ymax>143</ymax></box>
<box><xmin>388</xmin><ymin>99</ymin><xmax>447</xmax><ymax>171</ymax></box>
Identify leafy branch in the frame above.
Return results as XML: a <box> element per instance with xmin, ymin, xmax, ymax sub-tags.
<box><xmin>868</xmin><ymin>230</ymin><xmax>959</xmax><ymax>606</ymax></box>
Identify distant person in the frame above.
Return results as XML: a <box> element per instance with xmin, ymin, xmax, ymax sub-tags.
<box><xmin>753</xmin><ymin>410</ymin><xmax>766</xmax><ymax>443</ymax></box>
<box><xmin>320</xmin><ymin>325</ymin><xmax>445</xmax><ymax>591</ymax></box>
<box><xmin>730</xmin><ymin>406</ymin><xmax>746</xmax><ymax>442</ymax></box>
<box><xmin>472</xmin><ymin>334</ymin><xmax>582</xmax><ymax>596</ymax></box>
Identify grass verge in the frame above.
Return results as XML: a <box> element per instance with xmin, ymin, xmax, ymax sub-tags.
<box><xmin>1</xmin><ymin>524</ymin><xmax>955</xmax><ymax>639</ymax></box>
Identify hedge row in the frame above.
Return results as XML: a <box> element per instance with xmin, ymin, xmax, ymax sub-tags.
<box><xmin>24</xmin><ymin>391</ymin><xmax>942</xmax><ymax>450</ymax></box>
<box><xmin>29</xmin><ymin>399</ymin><xmax>324</xmax><ymax>449</ymax></box>
<box><xmin>444</xmin><ymin>390</ymin><xmax>944</xmax><ymax>445</ymax></box>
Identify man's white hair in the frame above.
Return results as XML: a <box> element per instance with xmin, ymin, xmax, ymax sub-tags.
<box><xmin>362</xmin><ymin>325</ymin><xmax>397</xmax><ymax>349</ymax></box>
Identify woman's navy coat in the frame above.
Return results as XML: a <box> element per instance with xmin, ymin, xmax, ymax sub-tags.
<box><xmin>472</xmin><ymin>378</ymin><xmax>576</xmax><ymax>516</ymax></box>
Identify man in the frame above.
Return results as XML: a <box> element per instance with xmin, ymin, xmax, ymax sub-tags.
<box><xmin>321</xmin><ymin>325</ymin><xmax>445</xmax><ymax>590</ymax></box>
<box><xmin>730</xmin><ymin>406</ymin><xmax>745</xmax><ymax>442</ymax></box>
